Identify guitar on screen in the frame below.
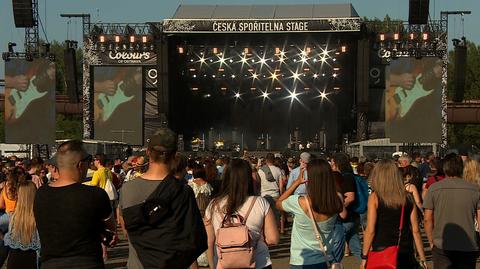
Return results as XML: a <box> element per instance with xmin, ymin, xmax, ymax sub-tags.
<box><xmin>96</xmin><ymin>80</ymin><xmax>134</xmax><ymax>122</ymax></box>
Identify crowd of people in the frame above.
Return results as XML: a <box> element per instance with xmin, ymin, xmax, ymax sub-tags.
<box><xmin>0</xmin><ymin>129</ymin><xmax>480</xmax><ymax>269</ymax></box>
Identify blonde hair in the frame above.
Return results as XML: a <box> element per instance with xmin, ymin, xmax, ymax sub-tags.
<box><xmin>463</xmin><ymin>160</ymin><xmax>480</xmax><ymax>185</ymax></box>
<box><xmin>10</xmin><ymin>181</ymin><xmax>37</xmax><ymax>245</ymax></box>
<box><xmin>369</xmin><ymin>159</ymin><xmax>406</xmax><ymax>208</ymax></box>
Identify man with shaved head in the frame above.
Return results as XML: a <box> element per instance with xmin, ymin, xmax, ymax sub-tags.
<box><xmin>34</xmin><ymin>140</ymin><xmax>117</xmax><ymax>269</ymax></box>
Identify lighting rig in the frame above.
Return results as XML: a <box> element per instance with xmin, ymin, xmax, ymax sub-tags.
<box><xmin>368</xmin><ymin>20</ymin><xmax>446</xmax><ymax>62</ymax></box>
<box><xmin>177</xmin><ymin>42</ymin><xmax>348</xmax><ymax>101</ymax></box>
<box><xmin>2</xmin><ymin>42</ymin><xmax>56</xmax><ymax>62</ymax></box>
<box><xmin>88</xmin><ymin>23</ymin><xmax>158</xmax><ymax>52</ymax></box>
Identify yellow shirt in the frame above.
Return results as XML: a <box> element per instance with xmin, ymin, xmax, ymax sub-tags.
<box><xmin>90</xmin><ymin>167</ymin><xmax>112</xmax><ymax>189</ymax></box>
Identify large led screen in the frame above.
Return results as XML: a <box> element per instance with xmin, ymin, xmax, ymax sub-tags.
<box><xmin>93</xmin><ymin>66</ymin><xmax>143</xmax><ymax>145</ymax></box>
<box><xmin>4</xmin><ymin>59</ymin><xmax>56</xmax><ymax>144</ymax></box>
<box><xmin>385</xmin><ymin>57</ymin><xmax>442</xmax><ymax>143</ymax></box>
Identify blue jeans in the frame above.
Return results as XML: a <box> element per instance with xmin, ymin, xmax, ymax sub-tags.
<box><xmin>291</xmin><ymin>263</ymin><xmax>328</xmax><ymax>269</ymax></box>
<box><xmin>343</xmin><ymin>219</ymin><xmax>362</xmax><ymax>259</ymax></box>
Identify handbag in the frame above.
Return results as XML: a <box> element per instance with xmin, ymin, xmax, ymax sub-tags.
<box><xmin>305</xmin><ymin>197</ymin><xmax>344</xmax><ymax>269</ymax></box>
<box><xmin>366</xmin><ymin>204</ymin><xmax>405</xmax><ymax>269</ymax></box>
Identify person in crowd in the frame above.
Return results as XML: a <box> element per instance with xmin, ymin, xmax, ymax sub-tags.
<box><xmin>463</xmin><ymin>159</ymin><xmax>480</xmax><ymax>186</ymax></box>
<box><xmin>277</xmin><ymin>158</ymin><xmax>346</xmax><ymax>269</ymax></box>
<box><xmin>34</xmin><ymin>140</ymin><xmax>117</xmax><ymax>269</ymax></box>
<box><xmin>286</xmin><ymin>152</ymin><xmax>310</xmax><ymax>195</ymax></box>
<box><xmin>0</xmin><ymin>166</ymin><xmax>24</xmax><ymax>233</ymax></box>
<box><xmin>287</xmin><ymin>157</ymin><xmax>296</xmax><ymax>174</ymax></box>
<box><xmin>422</xmin><ymin>158</ymin><xmax>445</xmax><ymax>199</ymax></box>
<box><xmin>23</xmin><ymin>160</ymin><xmax>43</xmax><ymax>189</ymax></box>
<box><xmin>399</xmin><ymin>166</ymin><xmax>424</xmax><ymax>213</ymax></box>
<box><xmin>119</xmin><ymin>128</ymin><xmax>206</xmax><ymax>268</ymax></box>
<box><xmin>258</xmin><ymin>153</ymin><xmax>282</xmax><ymax>225</ymax></box>
<box><xmin>125</xmin><ymin>156</ymin><xmax>146</xmax><ymax>182</ymax></box>
<box><xmin>205</xmin><ymin>158</ymin><xmax>279</xmax><ymax>269</ymax></box>
<box><xmin>4</xmin><ymin>181</ymin><xmax>40</xmax><ymax>269</ymax></box>
<box><xmin>411</xmin><ymin>152</ymin><xmax>422</xmax><ymax>168</ymax></box>
<box><xmin>172</xmin><ymin>153</ymin><xmax>188</xmax><ymax>183</ymax></box>
<box><xmin>331</xmin><ymin>153</ymin><xmax>361</xmax><ymax>259</ymax></box>
<box><xmin>424</xmin><ymin>153</ymin><xmax>480</xmax><ymax>269</ymax></box>
<box><xmin>188</xmin><ymin>163</ymin><xmax>213</xmax><ymax>269</ymax></box>
<box><xmin>419</xmin><ymin>152</ymin><xmax>435</xmax><ymax>180</ymax></box>
<box><xmin>361</xmin><ymin>160</ymin><xmax>427</xmax><ymax>269</ymax></box>
<box><xmin>397</xmin><ymin>155</ymin><xmax>412</xmax><ymax>168</ymax></box>
<box><xmin>84</xmin><ymin>153</ymin><xmax>116</xmax><ymax>261</ymax></box>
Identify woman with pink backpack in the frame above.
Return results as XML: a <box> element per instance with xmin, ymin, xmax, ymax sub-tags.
<box><xmin>205</xmin><ymin>159</ymin><xmax>279</xmax><ymax>269</ymax></box>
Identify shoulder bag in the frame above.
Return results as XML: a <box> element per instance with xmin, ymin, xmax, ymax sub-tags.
<box><xmin>366</xmin><ymin>204</ymin><xmax>405</xmax><ymax>269</ymax></box>
<box><xmin>305</xmin><ymin>197</ymin><xmax>344</xmax><ymax>269</ymax></box>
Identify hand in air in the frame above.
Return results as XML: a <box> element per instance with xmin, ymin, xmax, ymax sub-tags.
<box><xmin>295</xmin><ymin>167</ymin><xmax>307</xmax><ymax>185</ymax></box>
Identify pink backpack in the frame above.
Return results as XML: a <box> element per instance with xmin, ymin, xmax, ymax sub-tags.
<box><xmin>216</xmin><ymin>197</ymin><xmax>257</xmax><ymax>269</ymax></box>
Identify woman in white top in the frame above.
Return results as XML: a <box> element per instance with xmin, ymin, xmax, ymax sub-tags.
<box><xmin>205</xmin><ymin>159</ymin><xmax>279</xmax><ymax>269</ymax></box>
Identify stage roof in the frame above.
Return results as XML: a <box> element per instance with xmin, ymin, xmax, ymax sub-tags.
<box><xmin>171</xmin><ymin>4</ymin><xmax>360</xmax><ymax>19</ymax></box>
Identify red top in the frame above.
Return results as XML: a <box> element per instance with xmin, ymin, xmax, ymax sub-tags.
<box><xmin>425</xmin><ymin>175</ymin><xmax>445</xmax><ymax>189</ymax></box>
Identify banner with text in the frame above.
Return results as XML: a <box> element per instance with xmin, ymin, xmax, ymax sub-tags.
<box><xmin>163</xmin><ymin>18</ymin><xmax>360</xmax><ymax>33</ymax></box>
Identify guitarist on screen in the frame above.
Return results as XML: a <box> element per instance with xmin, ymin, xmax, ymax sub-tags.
<box><xmin>4</xmin><ymin>61</ymin><xmax>55</xmax><ymax>123</ymax></box>
<box><xmin>386</xmin><ymin>59</ymin><xmax>443</xmax><ymax>142</ymax></box>
<box><xmin>94</xmin><ymin>67</ymin><xmax>141</xmax><ymax>123</ymax></box>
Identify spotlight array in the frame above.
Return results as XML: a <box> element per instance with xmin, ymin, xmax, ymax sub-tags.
<box><xmin>180</xmin><ymin>43</ymin><xmax>346</xmax><ymax>95</ymax></box>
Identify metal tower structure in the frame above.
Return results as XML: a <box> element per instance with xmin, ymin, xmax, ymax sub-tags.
<box><xmin>24</xmin><ymin>0</ymin><xmax>39</xmax><ymax>54</ymax></box>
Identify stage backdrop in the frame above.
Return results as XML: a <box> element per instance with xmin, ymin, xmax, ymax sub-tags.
<box><xmin>385</xmin><ymin>57</ymin><xmax>442</xmax><ymax>143</ymax></box>
<box><xmin>4</xmin><ymin>59</ymin><xmax>56</xmax><ymax>144</ymax></box>
<box><xmin>93</xmin><ymin>66</ymin><xmax>143</xmax><ymax>145</ymax></box>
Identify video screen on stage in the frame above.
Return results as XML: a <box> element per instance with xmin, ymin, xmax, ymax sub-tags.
<box><xmin>4</xmin><ymin>59</ymin><xmax>56</xmax><ymax>144</ymax></box>
<box><xmin>385</xmin><ymin>57</ymin><xmax>442</xmax><ymax>143</ymax></box>
<box><xmin>93</xmin><ymin>66</ymin><xmax>143</xmax><ymax>145</ymax></box>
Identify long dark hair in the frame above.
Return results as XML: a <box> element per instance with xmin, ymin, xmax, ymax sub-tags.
<box><xmin>307</xmin><ymin>159</ymin><xmax>343</xmax><ymax>215</ymax></box>
<box><xmin>6</xmin><ymin>167</ymin><xmax>28</xmax><ymax>201</ymax></box>
<box><xmin>333</xmin><ymin>153</ymin><xmax>353</xmax><ymax>173</ymax></box>
<box><xmin>211</xmin><ymin>159</ymin><xmax>254</xmax><ymax>217</ymax></box>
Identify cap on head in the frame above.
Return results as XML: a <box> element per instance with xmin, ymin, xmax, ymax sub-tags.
<box><xmin>146</xmin><ymin>128</ymin><xmax>177</xmax><ymax>153</ymax></box>
<box><xmin>300</xmin><ymin>152</ymin><xmax>311</xmax><ymax>164</ymax></box>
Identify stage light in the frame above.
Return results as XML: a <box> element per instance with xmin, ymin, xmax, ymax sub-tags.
<box><xmin>279</xmin><ymin>56</ymin><xmax>285</xmax><ymax>63</ymax></box>
<box><xmin>293</xmin><ymin>59</ymin><xmax>297</xmax><ymax>62</ymax></box>
<box><xmin>320</xmin><ymin>91</ymin><xmax>327</xmax><ymax>99</ymax></box>
<box><xmin>241</xmin><ymin>55</ymin><xmax>248</xmax><ymax>63</ymax></box>
<box><xmin>379</xmin><ymin>33</ymin><xmax>385</xmax><ymax>42</ymax></box>
<box><xmin>142</xmin><ymin>36</ymin><xmax>148</xmax><ymax>43</ymax></box>
<box><xmin>114</xmin><ymin>35</ymin><xmax>121</xmax><ymax>43</ymax></box>
<box><xmin>291</xmin><ymin>72</ymin><xmax>301</xmax><ymax>80</ymax></box>
<box><xmin>301</xmin><ymin>50</ymin><xmax>308</xmax><ymax>56</ymax></box>
<box><xmin>275</xmin><ymin>47</ymin><xmax>281</xmax><ymax>55</ymax></box>
<box><xmin>221</xmin><ymin>87</ymin><xmax>227</xmax><ymax>91</ymax></box>
<box><xmin>212</xmin><ymin>75</ymin><xmax>216</xmax><ymax>78</ymax></box>
<box><xmin>213</xmin><ymin>47</ymin><xmax>219</xmax><ymax>54</ymax></box>
<box><xmin>209</xmin><ymin>59</ymin><xmax>214</xmax><ymax>63</ymax></box>
<box><xmin>321</xmin><ymin>48</ymin><xmax>329</xmax><ymax>57</ymax></box>
<box><xmin>219</xmin><ymin>56</ymin><xmax>226</xmax><ymax>64</ymax></box>
<box><xmin>322</xmin><ymin>73</ymin><xmax>326</xmax><ymax>77</ymax></box>
<box><xmin>250</xmin><ymin>87</ymin><xmax>256</xmax><ymax>91</ymax></box>
<box><xmin>251</xmin><ymin>59</ymin><xmax>255</xmax><ymax>63</ymax></box>
<box><xmin>332</xmin><ymin>58</ymin><xmax>336</xmax><ymax>62</ymax></box>
<box><xmin>320</xmin><ymin>56</ymin><xmax>327</xmax><ymax>63</ymax></box>
<box><xmin>394</xmin><ymin>33</ymin><xmax>400</xmax><ymax>41</ymax></box>
<box><xmin>231</xmin><ymin>74</ymin><xmax>236</xmax><ymax>78</ymax></box>
<box><xmin>289</xmin><ymin>91</ymin><xmax>299</xmax><ymax>99</ymax></box>
<box><xmin>333</xmin><ymin>67</ymin><xmax>340</xmax><ymax>71</ymax></box>
<box><xmin>129</xmin><ymin>36</ymin><xmax>135</xmax><ymax>43</ymax></box>
<box><xmin>275</xmin><ymin>86</ymin><xmax>282</xmax><ymax>91</ymax></box>
<box><xmin>301</xmin><ymin>56</ymin><xmax>308</xmax><ymax>63</ymax></box>
<box><xmin>192</xmin><ymin>87</ymin><xmax>199</xmax><ymax>91</ymax></box>
<box><xmin>422</xmin><ymin>32</ymin><xmax>429</xmax><ymax>41</ymax></box>
<box><xmin>409</xmin><ymin>33</ymin><xmax>415</xmax><ymax>41</ymax></box>
<box><xmin>178</xmin><ymin>47</ymin><xmax>184</xmax><ymax>54</ymax></box>
<box><xmin>332</xmin><ymin>73</ymin><xmax>338</xmax><ymax>78</ymax></box>
<box><xmin>229</xmin><ymin>59</ymin><xmax>234</xmax><ymax>63</ymax></box>
<box><xmin>280</xmin><ymin>51</ymin><xmax>285</xmax><ymax>57</ymax></box>
<box><xmin>262</xmin><ymin>91</ymin><xmax>269</xmax><ymax>98</ymax></box>
<box><xmin>99</xmin><ymin>35</ymin><xmax>106</xmax><ymax>43</ymax></box>
<box><xmin>313</xmin><ymin>73</ymin><xmax>318</xmax><ymax>78</ymax></box>
<box><xmin>200</xmin><ymin>56</ymin><xmax>206</xmax><ymax>63</ymax></box>
<box><xmin>235</xmin><ymin>93</ymin><xmax>241</xmax><ymax>98</ymax></box>
<box><xmin>193</xmin><ymin>74</ymin><xmax>197</xmax><ymax>78</ymax></box>
<box><xmin>259</xmin><ymin>57</ymin><xmax>266</xmax><ymax>65</ymax></box>
<box><xmin>270</xmin><ymin>72</ymin><xmax>278</xmax><ymax>80</ymax></box>
<box><xmin>333</xmin><ymin>87</ymin><xmax>340</xmax><ymax>91</ymax></box>
<box><xmin>341</xmin><ymin>45</ymin><xmax>347</xmax><ymax>53</ymax></box>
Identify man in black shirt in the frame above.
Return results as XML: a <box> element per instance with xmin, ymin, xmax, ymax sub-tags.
<box><xmin>331</xmin><ymin>153</ymin><xmax>361</xmax><ymax>259</ymax></box>
<box><xmin>34</xmin><ymin>140</ymin><xmax>117</xmax><ymax>269</ymax></box>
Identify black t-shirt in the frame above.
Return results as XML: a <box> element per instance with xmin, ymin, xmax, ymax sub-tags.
<box><xmin>333</xmin><ymin>171</ymin><xmax>358</xmax><ymax>221</ymax></box>
<box><xmin>33</xmin><ymin>183</ymin><xmax>112</xmax><ymax>263</ymax></box>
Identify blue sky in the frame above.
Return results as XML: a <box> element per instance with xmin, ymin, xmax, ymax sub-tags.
<box><xmin>0</xmin><ymin>0</ymin><xmax>478</xmax><ymax>77</ymax></box>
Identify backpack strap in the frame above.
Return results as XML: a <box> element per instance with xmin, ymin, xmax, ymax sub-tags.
<box><xmin>242</xmin><ymin>196</ymin><xmax>258</xmax><ymax>225</ymax></box>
